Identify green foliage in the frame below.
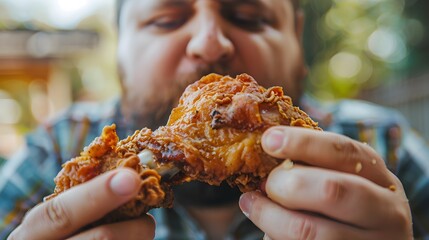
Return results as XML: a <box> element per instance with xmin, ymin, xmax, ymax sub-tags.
<box><xmin>302</xmin><ymin>0</ymin><xmax>425</xmax><ymax>100</ymax></box>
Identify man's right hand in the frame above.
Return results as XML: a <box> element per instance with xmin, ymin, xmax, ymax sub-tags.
<box><xmin>8</xmin><ymin>169</ymin><xmax>155</xmax><ymax>240</ymax></box>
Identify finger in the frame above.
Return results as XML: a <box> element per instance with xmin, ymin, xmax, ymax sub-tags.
<box><xmin>67</xmin><ymin>215</ymin><xmax>155</xmax><ymax>240</ymax></box>
<box><xmin>262</xmin><ymin>126</ymin><xmax>394</xmax><ymax>188</ymax></box>
<box><xmin>266</xmin><ymin>163</ymin><xmax>405</xmax><ymax>229</ymax></box>
<box><xmin>239</xmin><ymin>191</ymin><xmax>369</xmax><ymax>240</ymax></box>
<box><xmin>11</xmin><ymin>169</ymin><xmax>141</xmax><ymax>240</ymax></box>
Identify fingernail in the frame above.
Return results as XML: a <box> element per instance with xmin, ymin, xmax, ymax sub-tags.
<box><xmin>110</xmin><ymin>170</ymin><xmax>138</xmax><ymax>196</ymax></box>
<box><xmin>239</xmin><ymin>192</ymin><xmax>256</xmax><ymax>218</ymax></box>
<box><xmin>264</xmin><ymin>129</ymin><xmax>285</xmax><ymax>152</ymax></box>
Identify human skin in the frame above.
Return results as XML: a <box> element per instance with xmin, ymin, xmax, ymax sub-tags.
<box><xmin>117</xmin><ymin>0</ymin><xmax>307</xmax><ymax>129</ymax></box>
<box><xmin>8</xmin><ymin>0</ymin><xmax>413</xmax><ymax>239</ymax></box>
<box><xmin>240</xmin><ymin>127</ymin><xmax>412</xmax><ymax>239</ymax></box>
<box><xmin>8</xmin><ymin>169</ymin><xmax>155</xmax><ymax>240</ymax></box>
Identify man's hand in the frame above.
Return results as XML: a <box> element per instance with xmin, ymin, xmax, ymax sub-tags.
<box><xmin>239</xmin><ymin>126</ymin><xmax>413</xmax><ymax>240</ymax></box>
<box><xmin>8</xmin><ymin>169</ymin><xmax>155</xmax><ymax>240</ymax></box>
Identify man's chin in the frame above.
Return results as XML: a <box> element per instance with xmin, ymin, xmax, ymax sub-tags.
<box><xmin>173</xmin><ymin>181</ymin><xmax>242</xmax><ymax>208</ymax></box>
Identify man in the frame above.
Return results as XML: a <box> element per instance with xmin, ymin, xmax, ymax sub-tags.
<box><xmin>1</xmin><ymin>0</ymin><xmax>427</xmax><ymax>239</ymax></box>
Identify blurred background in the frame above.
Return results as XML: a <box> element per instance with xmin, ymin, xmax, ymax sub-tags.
<box><xmin>0</xmin><ymin>0</ymin><xmax>428</xmax><ymax>161</ymax></box>
<box><xmin>0</xmin><ymin>0</ymin><xmax>119</xmax><ymax>160</ymax></box>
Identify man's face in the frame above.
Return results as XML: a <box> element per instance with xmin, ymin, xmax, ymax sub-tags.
<box><xmin>117</xmin><ymin>0</ymin><xmax>306</xmax><ymax>129</ymax></box>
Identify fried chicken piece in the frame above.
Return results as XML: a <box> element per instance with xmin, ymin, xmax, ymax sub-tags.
<box><xmin>44</xmin><ymin>125</ymin><xmax>173</xmax><ymax>223</ymax></box>
<box><xmin>45</xmin><ymin>73</ymin><xmax>321</xmax><ymax>223</ymax></box>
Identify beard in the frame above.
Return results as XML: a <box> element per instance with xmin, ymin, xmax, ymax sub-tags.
<box><xmin>173</xmin><ymin>181</ymin><xmax>242</xmax><ymax>207</ymax></box>
<box><xmin>121</xmin><ymin>62</ymin><xmax>239</xmax><ymax>130</ymax></box>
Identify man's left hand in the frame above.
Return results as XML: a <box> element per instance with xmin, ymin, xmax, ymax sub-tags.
<box><xmin>239</xmin><ymin>126</ymin><xmax>413</xmax><ymax>240</ymax></box>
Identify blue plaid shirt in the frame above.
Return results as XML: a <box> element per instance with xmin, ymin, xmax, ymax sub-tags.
<box><xmin>1</xmin><ymin>96</ymin><xmax>428</xmax><ymax>239</ymax></box>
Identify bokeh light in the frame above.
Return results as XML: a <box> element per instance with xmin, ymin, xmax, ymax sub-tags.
<box><xmin>0</xmin><ymin>0</ymin><xmax>428</xmax><ymax>159</ymax></box>
<box><xmin>367</xmin><ymin>28</ymin><xmax>407</xmax><ymax>63</ymax></box>
<box><xmin>329</xmin><ymin>52</ymin><xmax>362</xmax><ymax>79</ymax></box>
<box><xmin>302</xmin><ymin>0</ymin><xmax>426</xmax><ymax>100</ymax></box>
<box><xmin>0</xmin><ymin>98</ymin><xmax>21</xmax><ymax>124</ymax></box>
<box><xmin>0</xmin><ymin>0</ymin><xmax>118</xmax><ymax>158</ymax></box>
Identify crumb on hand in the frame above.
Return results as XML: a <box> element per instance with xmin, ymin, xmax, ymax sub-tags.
<box><xmin>355</xmin><ymin>162</ymin><xmax>362</xmax><ymax>173</ymax></box>
<box><xmin>281</xmin><ymin>159</ymin><xmax>294</xmax><ymax>170</ymax></box>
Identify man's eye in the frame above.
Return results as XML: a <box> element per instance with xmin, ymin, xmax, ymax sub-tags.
<box><xmin>149</xmin><ymin>16</ymin><xmax>187</xmax><ymax>30</ymax></box>
<box><xmin>226</xmin><ymin>12</ymin><xmax>268</xmax><ymax>31</ymax></box>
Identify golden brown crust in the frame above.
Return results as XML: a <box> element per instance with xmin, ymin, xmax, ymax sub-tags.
<box><xmin>45</xmin><ymin>73</ymin><xmax>321</xmax><ymax>223</ymax></box>
<box><xmin>45</xmin><ymin>125</ymin><xmax>173</xmax><ymax>223</ymax></box>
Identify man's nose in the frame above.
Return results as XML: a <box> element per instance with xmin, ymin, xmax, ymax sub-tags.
<box><xmin>186</xmin><ymin>16</ymin><xmax>234</xmax><ymax>63</ymax></box>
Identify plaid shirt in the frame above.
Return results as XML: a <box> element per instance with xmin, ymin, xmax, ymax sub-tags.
<box><xmin>1</xmin><ymin>96</ymin><xmax>428</xmax><ymax>239</ymax></box>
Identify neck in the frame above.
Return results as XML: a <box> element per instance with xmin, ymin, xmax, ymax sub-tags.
<box><xmin>186</xmin><ymin>203</ymin><xmax>241</xmax><ymax>240</ymax></box>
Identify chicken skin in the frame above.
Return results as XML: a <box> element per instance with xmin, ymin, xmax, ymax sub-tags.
<box><xmin>45</xmin><ymin>73</ymin><xmax>321</xmax><ymax>222</ymax></box>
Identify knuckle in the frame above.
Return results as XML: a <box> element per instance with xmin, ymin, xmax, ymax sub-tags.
<box><xmin>333</xmin><ymin>135</ymin><xmax>361</xmax><ymax>165</ymax></box>
<box><xmin>289</xmin><ymin>218</ymin><xmax>316</xmax><ymax>240</ymax></box>
<box><xmin>393</xmin><ymin>205</ymin><xmax>411</xmax><ymax>230</ymax></box>
<box><xmin>45</xmin><ymin>198</ymin><xmax>72</xmax><ymax>231</ymax></box>
<box><xmin>322</xmin><ymin>178</ymin><xmax>346</xmax><ymax>205</ymax></box>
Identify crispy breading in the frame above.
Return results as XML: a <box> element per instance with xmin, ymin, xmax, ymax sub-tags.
<box><xmin>45</xmin><ymin>73</ymin><xmax>321</xmax><ymax>223</ymax></box>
